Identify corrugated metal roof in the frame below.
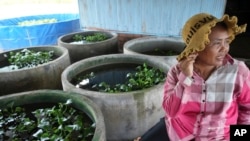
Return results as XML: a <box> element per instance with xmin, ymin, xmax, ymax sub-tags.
<box><xmin>78</xmin><ymin>0</ymin><xmax>227</xmax><ymax>37</ymax></box>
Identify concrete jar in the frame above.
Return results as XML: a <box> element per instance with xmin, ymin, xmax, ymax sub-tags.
<box><xmin>57</xmin><ymin>30</ymin><xmax>119</xmax><ymax>63</ymax></box>
<box><xmin>0</xmin><ymin>46</ymin><xmax>70</xmax><ymax>95</ymax></box>
<box><xmin>61</xmin><ymin>54</ymin><xmax>170</xmax><ymax>141</ymax></box>
<box><xmin>123</xmin><ymin>36</ymin><xmax>185</xmax><ymax>67</ymax></box>
<box><xmin>0</xmin><ymin>89</ymin><xmax>106</xmax><ymax>141</ymax></box>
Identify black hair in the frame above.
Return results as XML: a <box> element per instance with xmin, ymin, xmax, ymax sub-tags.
<box><xmin>216</xmin><ymin>22</ymin><xmax>228</xmax><ymax>29</ymax></box>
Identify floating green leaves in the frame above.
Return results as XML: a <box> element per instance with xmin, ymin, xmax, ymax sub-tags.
<box><xmin>0</xmin><ymin>99</ymin><xmax>95</xmax><ymax>140</ymax></box>
<box><xmin>77</xmin><ymin>63</ymin><xmax>166</xmax><ymax>93</ymax></box>
<box><xmin>18</xmin><ymin>18</ymin><xmax>58</xmax><ymax>26</ymax></box>
<box><xmin>72</xmin><ymin>33</ymin><xmax>108</xmax><ymax>42</ymax></box>
<box><xmin>7</xmin><ymin>49</ymin><xmax>54</xmax><ymax>69</ymax></box>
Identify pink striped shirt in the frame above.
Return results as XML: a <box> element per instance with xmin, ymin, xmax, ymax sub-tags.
<box><xmin>163</xmin><ymin>55</ymin><xmax>250</xmax><ymax>141</ymax></box>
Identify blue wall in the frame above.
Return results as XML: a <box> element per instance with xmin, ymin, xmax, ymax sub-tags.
<box><xmin>78</xmin><ymin>0</ymin><xmax>227</xmax><ymax>37</ymax></box>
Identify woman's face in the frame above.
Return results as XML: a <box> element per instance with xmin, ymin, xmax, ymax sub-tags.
<box><xmin>196</xmin><ymin>24</ymin><xmax>231</xmax><ymax>67</ymax></box>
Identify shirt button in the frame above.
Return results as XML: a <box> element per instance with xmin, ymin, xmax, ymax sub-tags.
<box><xmin>202</xmin><ymin>100</ymin><xmax>205</xmax><ymax>102</ymax></box>
<box><xmin>203</xmin><ymin>89</ymin><xmax>206</xmax><ymax>92</ymax></box>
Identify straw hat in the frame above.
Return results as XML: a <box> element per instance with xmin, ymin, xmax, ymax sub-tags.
<box><xmin>177</xmin><ymin>13</ymin><xmax>247</xmax><ymax>61</ymax></box>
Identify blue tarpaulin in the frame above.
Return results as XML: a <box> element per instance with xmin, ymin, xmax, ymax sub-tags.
<box><xmin>0</xmin><ymin>14</ymin><xmax>80</xmax><ymax>51</ymax></box>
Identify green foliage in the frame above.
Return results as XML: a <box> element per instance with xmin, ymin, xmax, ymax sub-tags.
<box><xmin>18</xmin><ymin>18</ymin><xmax>57</xmax><ymax>26</ymax></box>
<box><xmin>76</xmin><ymin>72</ymin><xmax>95</xmax><ymax>84</ymax></box>
<box><xmin>77</xmin><ymin>63</ymin><xmax>166</xmax><ymax>93</ymax></box>
<box><xmin>7</xmin><ymin>48</ymin><xmax>54</xmax><ymax>69</ymax></box>
<box><xmin>84</xmin><ymin>33</ymin><xmax>108</xmax><ymax>42</ymax></box>
<box><xmin>0</xmin><ymin>107</ymin><xmax>36</xmax><ymax>140</ymax></box>
<box><xmin>0</xmin><ymin>99</ymin><xmax>95</xmax><ymax>140</ymax></box>
<box><xmin>72</xmin><ymin>34</ymin><xmax>84</xmax><ymax>42</ymax></box>
<box><xmin>72</xmin><ymin>33</ymin><xmax>108</xmax><ymax>42</ymax></box>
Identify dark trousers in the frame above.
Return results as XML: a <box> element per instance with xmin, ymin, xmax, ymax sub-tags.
<box><xmin>140</xmin><ymin>117</ymin><xmax>170</xmax><ymax>141</ymax></box>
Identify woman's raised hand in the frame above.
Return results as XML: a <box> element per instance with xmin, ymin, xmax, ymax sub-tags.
<box><xmin>179</xmin><ymin>53</ymin><xmax>198</xmax><ymax>77</ymax></box>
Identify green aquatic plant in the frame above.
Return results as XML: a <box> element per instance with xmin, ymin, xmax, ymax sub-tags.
<box><xmin>76</xmin><ymin>63</ymin><xmax>166</xmax><ymax>93</ymax></box>
<box><xmin>0</xmin><ymin>99</ymin><xmax>95</xmax><ymax>140</ymax></box>
<box><xmin>7</xmin><ymin>48</ymin><xmax>54</xmax><ymax>69</ymax></box>
<box><xmin>72</xmin><ymin>33</ymin><xmax>108</xmax><ymax>42</ymax></box>
<box><xmin>18</xmin><ymin>18</ymin><xmax>57</xmax><ymax>26</ymax></box>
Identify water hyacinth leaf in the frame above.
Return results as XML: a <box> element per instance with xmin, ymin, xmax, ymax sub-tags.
<box><xmin>33</xmin><ymin>129</ymin><xmax>43</xmax><ymax>138</ymax></box>
<box><xmin>7</xmin><ymin>49</ymin><xmax>54</xmax><ymax>69</ymax></box>
<box><xmin>0</xmin><ymin>99</ymin><xmax>95</xmax><ymax>140</ymax></box>
<box><xmin>75</xmin><ymin>63</ymin><xmax>166</xmax><ymax>93</ymax></box>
